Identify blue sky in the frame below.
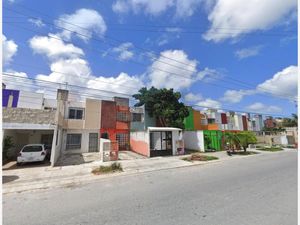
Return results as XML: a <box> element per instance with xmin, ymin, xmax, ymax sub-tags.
<box><xmin>3</xmin><ymin>0</ymin><xmax>298</xmax><ymax>117</ymax></box>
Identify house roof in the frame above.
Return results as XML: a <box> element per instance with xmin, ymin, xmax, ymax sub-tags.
<box><xmin>148</xmin><ymin>127</ymin><xmax>182</xmax><ymax>131</ymax></box>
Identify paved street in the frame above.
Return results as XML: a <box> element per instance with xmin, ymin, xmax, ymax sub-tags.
<box><xmin>3</xmin><ymin>150</ymin><xmax>297</xmax><ymax>225</ymax></box>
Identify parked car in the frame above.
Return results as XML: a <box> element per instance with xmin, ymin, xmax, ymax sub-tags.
<box><xmin>17</xmin><ymin>144</ymin><xmax>51</xmax><ymax>165</ymax></box>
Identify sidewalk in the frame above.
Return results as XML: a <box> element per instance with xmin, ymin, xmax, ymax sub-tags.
<box><xmin>2</xmin><ymin>149</ymin><xmax>293</xmax><ymax>194</ymax></box>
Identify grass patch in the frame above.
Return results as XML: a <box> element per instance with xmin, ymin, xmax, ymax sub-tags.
<box><xmin>182</xmin><ymin>153</ymin><xmax>218</xmax><ymax>162</ymax></box>
<box><xmin>92</xmin><ymin>162</ymin><xmax>123</xmax><ymax>175</ymax></box>
<box><xmin>256</xmin><ymin>147</ymin><xmax>283</xmax><ymax>152</ymax></box>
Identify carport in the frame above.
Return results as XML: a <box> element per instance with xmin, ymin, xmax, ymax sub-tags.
<box><xmin>3</xmin><ymin>123</ymin><xmax>57</xmax><ymax>166</ymax></box>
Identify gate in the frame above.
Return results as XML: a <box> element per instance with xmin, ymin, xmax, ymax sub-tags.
<box><xmin>204</xmin><ymin>130</ymin><xmax>223</xmax><ymax>151</ymax></box>
<box><xmin>89</xmin><ymin>133</ymin><xmax>99</xmax><ymax>152</ymax></box>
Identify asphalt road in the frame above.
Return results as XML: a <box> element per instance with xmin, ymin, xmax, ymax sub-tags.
<box><xmin>3</xmin><ymin>150</ymin><xmax>297</xmax><ymax>225</ymax></box>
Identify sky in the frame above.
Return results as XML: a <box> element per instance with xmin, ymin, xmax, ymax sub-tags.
<box><xmin>2</xmin><ymin>0</ymin><xmax>298</xmax><ymax>117</ymax></box>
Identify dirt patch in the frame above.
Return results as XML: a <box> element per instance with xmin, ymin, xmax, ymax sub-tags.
<box><xmin>182</xmin><ymin>153</ymin><xmax>218</xmax><ymax>162</ymax></box>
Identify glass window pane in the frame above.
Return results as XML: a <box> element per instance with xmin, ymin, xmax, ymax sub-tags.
<box><xmin>76</xmin><ymin>110</ymin><xmax>83</xmax><ymax>119</ymax></box>
<box><xmin>69</xmin><ymin>109</ymin><xmax>75</xmax><ymax>119</ymax></box>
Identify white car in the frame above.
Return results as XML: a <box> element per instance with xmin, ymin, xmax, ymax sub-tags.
<box><xmin>17</xmin><ymin>144</ymin><xmax>51</xmax><ymax>165</ymax></box>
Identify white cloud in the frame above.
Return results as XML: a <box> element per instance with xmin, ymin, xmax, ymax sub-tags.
<box><xmin>29</xmin><ymin>34</ymin><xmax>144</xmax><ymax>99</ymax></box>
<box><xmin>4</xmin><ymin>69</ymin><xmax>27</xmax><ymax>78</ymax></box>
<box><xmin>204</xmin><ymin>0</ymin><xmax>297</xmax><ymax>42</ymax></box>
<box><xmin>112</xmin><ymin>0</ymin><xmax>174</xmax><ymax>16</ymax></box>
<box><xmin>2</xmin><ymin>70</ymin><xmax>36</xmax><ymax>92</ymax></box>
<box><xmin>221</xmin><ymin>65</ymin><xmax>297</xmax><ymax>103</ymax></box>
<box><xmin>55</xmin><ymin>8</ymin><xmax>107</xmax><ymax>42</ymax></box>
<box><xmin>184</xmin><ymin>93</ymin><xmax>203</xmax><ymax>102</ymax></box>
<box><xmin>221</xmin><ymin>89</ymin><xmax>256</xmax><ymax>103</ymax></box>
<box><xmin>235</xmin><ymin>45</ymin><xmax>263</xmax><ymax>59</ymax></box>
<box><xmin>175</xmin><ymin>0</ymin><xmax>202</xmax><ymax>18</ymax></box>
<box><xmin>87</xmin><ymin>72</ymin><xmax>144</xmax><ymax>96</ymax></box>
<box><xmin>36</xmin><ymin>59</ymin><xmax>144</xmax><ymax>99</ymax></box>
<box><xmin>148</xmin><ymin>49</ymin><xmax>197</xmax><ymax>90</ymax></box>
<box><xmin>36</xmin><ymin>58</ymin><xmax>91</xmax><ymax>84</ymax></box>
<box><xmin>112</xmin><ymin>0</ymin><xmax>129</xmax><ymax>13</ymax></box>
<box><xmin>28</xmin><ymin>18</ymin><xmax>45</xmax><ymax>27</ymax></box>
<box><xmin>245</xmin><ymin>102</ymin><xmax>282</xmax><ymax>113</ymax></box>
<box><xmin>197</xmin><ymin>98</ymin><xmax>222</xmax><ymax>109</ymax></box>
<box><xmin>112</xmin><ymin>42</ymin><xmax>134</xmax><ymax>61</ymax></box>
<box><xmin>29</xmin><ymin>34</ymin><xmax>84</xmax><ymax>60</ymax></box>
<box><xmin>197</xmin><ymin>67</ymin><xmax>222</xmax><ymax>82</ymax></box>
<box><xmin>256</xmin><ymin>65</ymin><xmax>298</xmax><ymax>99</ymax></box>
<box><xmin>112</xmin><ymin>0</ymin><xmax>204</xmax><ymax>17</ymax></box>
<box><xmin>2</xmin><ymin>34</ymin><xmax>18</xmax><ymax>65</ymax></box>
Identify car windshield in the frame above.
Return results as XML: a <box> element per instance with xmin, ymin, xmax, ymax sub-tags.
<box><xmin>22</xmin><ymin>146</ymin><xmax>43</xmax><ymax>152</ymax></box>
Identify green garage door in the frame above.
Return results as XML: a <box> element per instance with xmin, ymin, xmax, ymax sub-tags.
<box><xmin>204</xmin><ymin>130</ymin><xmax>223</xmax><ymax>151</ymax></box>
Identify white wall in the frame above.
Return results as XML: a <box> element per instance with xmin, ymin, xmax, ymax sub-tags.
<box><xmin>183</xmin><ymin>131</ymin><xmax>205</xmax><ymax>152</ymax></box>
<box><xmin>18</xmin><ymin>91</ymin><xmax>44</xmax><ymax>109</ymax></box>
<box><xmin>130</xmin><ymin>131</ymin><xmax>149</xmax><ymax>144</ymax></box>
<box><xmin>51</xmin><ymin>126</ymin><xmax>63</xmax><ymax>166</ymax></box>
<box><xmin>62</xmin><ymin>129</ymin><xmax>99</xmax><ymax>154</ymax></box>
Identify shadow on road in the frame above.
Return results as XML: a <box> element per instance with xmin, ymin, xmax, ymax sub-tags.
<box><xmin>2</xmin><ymin>175</ymin><xmax>19</xmax><ymax>184</ymax></box>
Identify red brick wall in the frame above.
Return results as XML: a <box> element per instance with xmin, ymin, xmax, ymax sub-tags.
<box><xmin>101</xmin><ymin>101</ymin><xmax>116</xmax><ymax>129</ymax></box>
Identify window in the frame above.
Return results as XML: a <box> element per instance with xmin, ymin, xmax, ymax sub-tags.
<box><xmin>66</xmin><ymin>134</ymin><xmax>82</xmax><ymax>150</ymax></box>
<box><xmin>132</xmin><ymin>113</ymin><xmax>142</xmax><ymax>122</ymax></box>
<box><xmin>68</xmin><ymin>108</ymin><xmax>84</xmax><ymax>119</ymax></box>
<box><xmin>117</xmin><ymin>111</ymin><xmax>130</xmax><ymax>122</ymax></box>
<box><xmin>207</xmin><ymin>118</ymin><xmax>215</xmax><ymax>124</ymax></box>
<box><xmin>22</xmin><ymin>145</ymin><xmax>43</xmax><ymax>152</ymax></box>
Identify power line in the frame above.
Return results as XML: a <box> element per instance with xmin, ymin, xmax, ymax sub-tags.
<box><xmin>5</xmin><ymin>9</ymin><xmax>297</xmax><ymax>100</ymax></box>
<box><xmin>2</xmin><ymin>73</ymin><xmax>133</xmax><ymax>97</ymax></box>
<box><xmin>3</xmin><ymin>74</ymin><xmax>292</xmax><ymax>117</ymax></box>
<box><xmin>5</xmin><ymin>23</ymin><xmax>297</xmax><ymax>102</ymax></box>
<box><xmin>4</xmin><ymin>21</ymin><xmax>296</xmax><ymax>37</ymax></box>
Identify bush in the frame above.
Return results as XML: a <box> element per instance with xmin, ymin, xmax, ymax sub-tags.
<box><xmin>92</xmin><ymin>162</ymin><xmax>123</xmax><ymax>175</ymax></box>
<box><xmin>2</xmin><ymin>136</ymin><xmax>14</xmax><ymax>164</ymax></box>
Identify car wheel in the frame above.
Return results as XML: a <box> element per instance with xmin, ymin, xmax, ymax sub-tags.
<box><xmin>16</xmin><ymin>162</ymin><xmax>22</xmax><ymax>166</ymax></box>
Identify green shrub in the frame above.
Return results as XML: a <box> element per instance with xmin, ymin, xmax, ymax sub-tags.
<box><xmin>2</xmin><ymin>136</ymin><xmax>14</xmax><ymax>163</ymax></box>
<box><xmin>92</xmin><ymin>162</ymin><xmax>123</xmax><ymax>175</ymax></box>
<box><xmin>256</xmin><ymin>147</ymin><xmax>283</xmax><ymax>152</ymax></box>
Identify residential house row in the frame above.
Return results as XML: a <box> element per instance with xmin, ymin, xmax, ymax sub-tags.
<box><xmin>2</xmin><ymin>86</ymin><xmax>297</xmax><ymax>167</ymax></box>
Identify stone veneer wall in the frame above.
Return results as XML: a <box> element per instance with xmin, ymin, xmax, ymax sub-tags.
<box><xmin>3</xmin><ymin>108</ymin><xmax>56</xmax><ymax>124</ymax></box>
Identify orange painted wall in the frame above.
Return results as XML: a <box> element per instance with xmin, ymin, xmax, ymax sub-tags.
<box><xmin>116</xmin><ymin>121</ymin><xmax>129</xmax><ymax>130</ymax></box>
<box><xmin>193</xmin><ymin>110</ymin><xmax>202</xmax><ymax>130</ymax></box>
<box><xmin>207</xmin><ymin>124</ymin><xmax>219</xmax><ymax>130</ymax></box>
<box><xmin>130</xmin><ymin>139</ymin><xmax>149</xmax><ymax>157</ymax></box>
<box><xmin>193</xmin><ymin>110</ymin><xmax>208</xmax><ymax>130</ymax></box>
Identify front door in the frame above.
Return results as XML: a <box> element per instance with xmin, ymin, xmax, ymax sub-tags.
<box><xmin>116</xmin><ymin>133</ymin><xmax>129</xmax><ymax>150</ymax></box>
<box><xmin>89</xmin><ymin>133</ymin><xmax>99</xmax><ymax>152</ymax></box>
<box><xmin>150</xmin><ymin>131</ymin><xmax>173</xmax><ymax>157</ymax></box>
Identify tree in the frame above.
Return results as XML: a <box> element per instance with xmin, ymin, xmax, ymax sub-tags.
<box><xmin>262</xmin><ymin>127</ymin><xmax>286</xmax><ymax>134</ymax></box>
<box><xmin>224</xmin><ymin>132</ymin><xmax>239</xmax><ymax>151</ymax></box>
<box><xmin>133</xmin><ymin>87</ymin><xmax>189</xmax><ymax>129</ymax></box>
<box><xmin>281</xmin><ymin>114</ymin><xmax>298</xmax><ymax>127</ymax></box>
<box><xmin>236</xmin><ymin>131</ymin><xmax>257</xmax><ymax>152</ymax></box>
<box><xmin>3</xmin><ymin>136</ymin><xmax>14</xmax><ymax>163</ymax></box>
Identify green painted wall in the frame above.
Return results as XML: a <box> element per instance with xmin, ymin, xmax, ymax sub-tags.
<box><xmin>184</xmin><ymin>107</ymin><xmax>194</xmax><ymax>130</ymax></box>
<box><xmin>204</xmin><ymin>130</ymin><xmax>223</xmax><ymax>151</ymax></box>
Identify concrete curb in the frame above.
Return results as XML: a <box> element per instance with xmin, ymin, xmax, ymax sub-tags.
<box><xmin>3</xmin><ymin>149</ymin><xmax>295</xmax><ymax>195</ymax></box>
